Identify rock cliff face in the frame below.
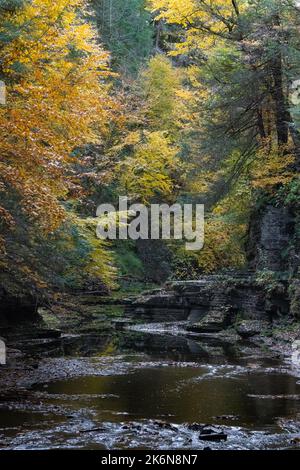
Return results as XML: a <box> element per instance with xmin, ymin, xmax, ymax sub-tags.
<box><xmin>128</xmin><ymin>203</ymin><xmax>299</xmax><ymax>329</ymax></box>
<box><xmin>247</xmin><ymin>205</ymin><xmax>293</xmax><ymax>272</ymax></box>
<box><xmin>0</xmin><ymin>289</ymin><xmax>39</xmax><ymax>327</ymax></box>
<box><xmin>127</xmin><ymin>273</ymin><xmax>289</xmax><ymax>331</ymax></box>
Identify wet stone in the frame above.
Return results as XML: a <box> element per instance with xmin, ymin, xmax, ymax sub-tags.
<box><xmin>187</xmin><ymin>423</ymin><xmax>205</xmax><ymax>432</ymax></box>
<box><xmin>187</xmin><ymin>308</ymin><xmax>231</xmax><ymax>333</ymax></box>
<box><xmin>236</xmin><ymin>320</ymin><xmax>270</xmax><ymax>338</ymax></box>
<box><xmin>215</xmin><ymin>415</ymin><xmax>240</xmax><ymax>422</ymax></box>
<box><xmin>0</xmin><ymin>321</ymin><xmax>300</xmax><ymax>450</ymax></box>
<box><xmin>199</xmin><ymin>432</ymin><xmax>228</xmax><ymax>442</ymax></box>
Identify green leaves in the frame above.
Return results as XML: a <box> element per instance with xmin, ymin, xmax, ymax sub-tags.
<box><xmin>92</xmin><ymin>0</ymin><xmax>153</xmax><ymax>75</ymax></box>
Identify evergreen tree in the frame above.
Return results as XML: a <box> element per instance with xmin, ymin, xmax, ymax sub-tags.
<box><xmin>92</xmin><ymin>0</ymin><xmax>154</xmax><ymax>75</ymax></box>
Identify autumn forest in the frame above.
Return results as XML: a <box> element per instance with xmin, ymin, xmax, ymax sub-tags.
<box><xmin>1</xmin><ymin>0</ymin><xmax>300</xmax><ymax>454</ymax></box>
<box><xmin>0</xmin><ymin>0</ymin><xmax>299</xmax><ymax>302</ymax></box>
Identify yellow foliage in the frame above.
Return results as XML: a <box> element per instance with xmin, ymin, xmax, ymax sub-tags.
<box><xmin>188</xmin><ymin>168</ymin><xmax>222</xmax><ymax>194</ymax></box>
<box><xmin>141</xmin><ymin>55</ymin><xmax>191</xmax><ymax>134</ymax></box>
<box><xmin>74</xmin><ymin>216</ymin><xmax>117</xmax><ymax>289</ymax></box>
<box><xmin>195</xmin><ymin>181</ymin><xmax>250</xmax><ymax>272</ymax></box>
<box><xmin>197</xmin><ymin>217</ymin><xmax>246</xmax><ymax>273</ymax></box>
<box><xmin>0</xmin><ymin>0</ymin><xmax>116</xmax><ymax>235</ymax></box>
<box><xmin>250</xmin><ymin>140</ymin><xmax>295</xmax><ymax>191</ymax></box>
<box><xmin>119</xmin><ymin>131</ymin><xmax>184</xmax><ymax>204</ymax></box>
<box><xmin>149</xmin><ymin>0</ymin><xmax>243</xmax><ymax>53</ymax></box>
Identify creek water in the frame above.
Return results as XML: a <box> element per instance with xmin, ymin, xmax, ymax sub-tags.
<box><xmin>0</xmin><ymin>322</ymin><xmax>300</xmax><ymax>450</ymax></box>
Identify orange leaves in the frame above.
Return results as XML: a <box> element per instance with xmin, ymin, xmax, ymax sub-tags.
<box><xmin>0</xmin><ymin>162</ymin><xmax>65</xmax><ymax>233</ymax></box>
<box><xmin>0</xmin><ymin>0</ymin><xmax>117</xmax><ymax>240</ymax></box>
<box><xmin>0</xmin><ymin>0</ymin><xmax>126</xmax><ymax>295</ymax></box>
<box><xmin>0</xmin><ymin>206</ymin><xmax>16</xmax><ymax>230</ymax></box>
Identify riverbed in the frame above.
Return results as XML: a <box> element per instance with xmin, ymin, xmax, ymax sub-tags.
<box><xmin>0</xmin><ymin>322</ymin><xmax>300</xmax><ymax>450</ymax></box>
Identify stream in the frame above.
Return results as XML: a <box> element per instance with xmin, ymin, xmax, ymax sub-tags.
<box><xmin>0</xmin><ymin>321</ymin><xmax>300</xmax><ymax>450</ymax></box>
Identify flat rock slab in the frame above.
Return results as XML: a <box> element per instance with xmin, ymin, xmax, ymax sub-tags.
<box><xmin>187</xmin><ymin>309</ymin><xmax>231</xmax><ymax>333</ymax></box>
<box><xmin>236</xmin><ymin>320</ymin><xmax>270</xmax><ymax>338</ymax></box>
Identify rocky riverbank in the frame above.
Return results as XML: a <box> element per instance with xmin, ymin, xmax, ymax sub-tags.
<box><xmin>1</xmin><ymin>267</ymin><xmax>300</xmax><ymax>402</ymax></box>
<box><xmin>0</xmin><ymin>311</ymin><xmax>300</xmax><ymax>450</ymax></box>
<box><xmin>126</xmin><ymin>273</ymin><xmax>300</xmax><ymax>359</ymax></box>
<box><xmin>0</xmin><ymin>291</ymin><xmax>299</xmax><ymax>397</ymax></box>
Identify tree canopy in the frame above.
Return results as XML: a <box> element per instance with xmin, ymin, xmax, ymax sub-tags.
<box><xmin>1</xmin><ymin>0</ymin><xmax>300</xmax><ymax>299</ymax></box>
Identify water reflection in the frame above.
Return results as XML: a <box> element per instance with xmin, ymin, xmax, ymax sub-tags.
<box><xmin>37</xmin><ymin>366</ymin><xmax>300</xmax><ymax>429</ymax></box>
<box><xmin>1</xmin><ymin>327</ymin><xmax>300</xmax><ymax>449</ymax></box>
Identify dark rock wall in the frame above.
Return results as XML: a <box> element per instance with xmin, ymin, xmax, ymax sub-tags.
<box><xmin>290</xmin><ymin>279</ymin><xmax>300</xmax><ymax>320</ymax></box>
<box><xmin>246</xmin><ymin>202</ymin><xmax>300</xmax><ymax>319</ymax></box>
<box><xmin>136</xmin><ymin>239</ymin><xmax>172</xmax><ymax>284</ymax></box>
<box><xmin>247</xmin><ymin>205</ymin><xmax>292</xmax><ymax>272</ymax></box>
<box><xmin>128</xmin><ymin>274</ymin><xmax>291</xmax><ymax>327</ymax></box>
<box><xmin>0</xmin><ymin>289</ymin><xmax>40</xmax><ymax>326</ymax></box>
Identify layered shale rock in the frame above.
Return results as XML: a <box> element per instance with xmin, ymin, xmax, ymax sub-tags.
<box><xmin>127</xmin><ymin>273</ymin><xmax>290</xmax><ymax>335</ymax></box>
<box><xmin>127</xmin><ymin>200</ymin><xmax>300</xmax><ymax>332</ymax></box>
<box><xmin>247</xmin><ymin>205</ymin><xmax>292</xmax><ymax>272</ymax></box>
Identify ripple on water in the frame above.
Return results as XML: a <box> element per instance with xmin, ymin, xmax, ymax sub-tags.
<box><xmin>1</xmin><ymin>327</ymin><xmax>300</xmax><ymax>450</ymax></box>
<box><xmin>2</xmin><ymin>419</ymin><xmax>300</xmax><ymax>451</ymax></box>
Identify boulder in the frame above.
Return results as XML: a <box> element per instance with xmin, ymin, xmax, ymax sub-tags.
<box><xmin>236</xmin><ymin>320</ymin><xmax>270</xmax><ymax>338</ymax></box>
<box><xmin>187</xmin><ymin>308</ymin><xmax>231</xmax><ymax>333</ymax></box>
<box><xmin>0</xmin><ymin>289</ymin><xmax>40</xmax><ymax>326</ymax></box>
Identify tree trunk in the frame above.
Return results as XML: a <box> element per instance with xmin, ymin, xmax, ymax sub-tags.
<box><xmin>271</xmin><ymin>52</ymin><xmax>289</xmax><ymax>146</ymax></box>
<box><xmin>257</xmin><ymin>108</ymin><xmax>266</xmax><ymax>139</ymax></box>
